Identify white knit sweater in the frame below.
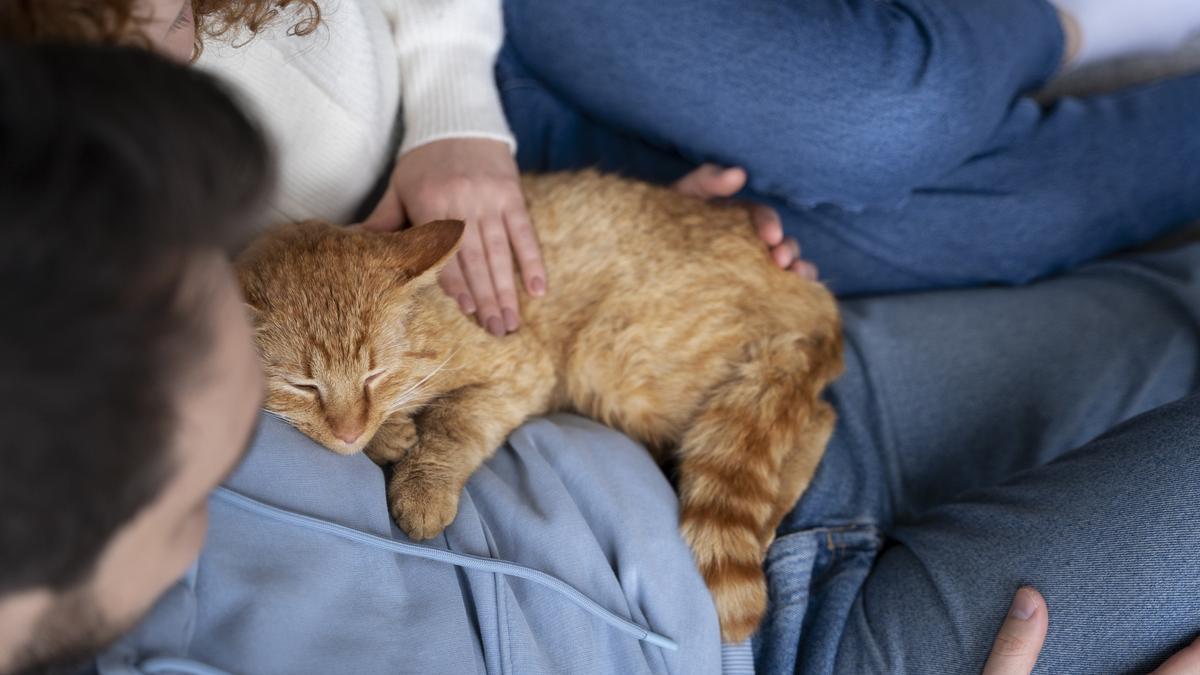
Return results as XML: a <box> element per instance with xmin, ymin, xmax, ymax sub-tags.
<box><xmin>198</xmin><ymin>0</ymin><xmax>514</xmax><ymax>224</ymax></box>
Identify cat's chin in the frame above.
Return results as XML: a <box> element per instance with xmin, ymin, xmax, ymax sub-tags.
<box><xmin>319</xmin><ymin>438</ymin><xmax>368</xmax><ymax>456</ymax></box>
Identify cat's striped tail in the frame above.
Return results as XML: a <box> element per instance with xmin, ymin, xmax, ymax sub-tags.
<box><xmin>677</xmin><ymin>332</ymin><xmax>840</xmax><ymax>642</ymax></box>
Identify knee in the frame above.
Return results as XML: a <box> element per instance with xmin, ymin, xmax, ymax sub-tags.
<box><xmin>792</xmin><ymin>74</ymin><xmax>999</xmax><ymax>208</ymax></box>
<box><xmin>505</xmin><ymin>0</ymin><xmax>1002</xmax><ymax>207</ymax></box>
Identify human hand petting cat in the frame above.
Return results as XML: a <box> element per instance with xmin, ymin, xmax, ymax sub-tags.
<box><xmin>364</xmin><ymin>144</ymin><xmax>818</xmax><ymax>339</ymax></box>
<box><xmin>362</xmin><ymin>137</ymin><xmax>544</xmax><ymax>338</ymax></box>
<box><xmin>673</xmin><ymin>163</ymin><xmax>818</xmax><ymax>280</ymax></box>
<box><xmin>982</xmin><ymin>586</ymin><xmax>1200</xmax><ymax>674</ymax></box>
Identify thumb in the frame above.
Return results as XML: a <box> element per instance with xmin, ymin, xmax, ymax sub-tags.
<box><xmin>1151</xmin><ymin>634</ymin><xmax>1200</xmax><ymax>674</ymax></box>
<box><xmin>361</xmin><ymin>182</ymin><xmax>405</xmax><ymax>232</ymax></box>
<box><xmin>982</xmin><ymin>587</ymin><xmax>1049</xmax><ymax>675</ymax></box>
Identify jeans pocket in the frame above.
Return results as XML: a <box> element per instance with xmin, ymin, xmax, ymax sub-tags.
<box><xmin>765</xmin><ymin>530</ymin><xmax>820</xmax><ymax>608</ymax></box>
<box><xmin>756</xmin><ymin>531</ymin><xmax>820</xmax><ymax>673</ymax></box>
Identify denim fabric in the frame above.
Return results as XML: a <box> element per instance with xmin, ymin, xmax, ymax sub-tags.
<box><xmin>498</xmin><ymin>1</ymin><xmax>1200</xmax><ymax>295</ymax></box>
<box><xmin>836</xmin><ymin>395</ymin><xmax>1200</xmax><ymax>673</ymax></box>
<box><xmin>754</xmin><ymin>242</ymin><xmax>1200</xmax><ymax>673</ymax></box>
<box><xmin>503</xmin><ymin>0</ymin><xmax>1063</xmax><ymax>209</ymax></box>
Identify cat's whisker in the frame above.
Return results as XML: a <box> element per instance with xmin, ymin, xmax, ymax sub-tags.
<box><xmin>386</xmin><ymin>397</ymin><xmax>454</xmax><ymax>415</ymax></box>
<box><xmin>386</xmin><ymin>392</ymin><xmax>446</xmax><ymax>415</ymax></box>
<box><xmin>263</xmin><ymin>409</ymin><xmax>294</xmax><ymax>423</ymax></box>
<box><xmin>385</xmin><ymin>381</ymin><xmax>458</xmax><ymax>412</ymax></box>
<box><xmin>392</xmin><ymin>353</ymin><xmax>454</xmax><ymax>401</ymax></box>
<box><xmin>386</xmin><ymin>348</ymin><xmax>459</xmax><ymax>410</ymax></box>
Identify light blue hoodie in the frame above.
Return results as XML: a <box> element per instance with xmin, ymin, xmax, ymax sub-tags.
<box><xmin>97</xmin><ymin>413</ymin><xmax>745</xmax><ymax>674</ymax></box>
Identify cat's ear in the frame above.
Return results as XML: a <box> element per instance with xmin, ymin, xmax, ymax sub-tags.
<box><xmin>391</xmin><ymin>219</ymin><xmax>466</xmax><ymax>284</ymax></box>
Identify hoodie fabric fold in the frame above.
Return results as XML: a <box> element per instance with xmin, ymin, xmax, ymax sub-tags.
<box><xmin>98</xmin><ymin>412</ymin><xmax>728</xmax><ymax>675</ymax></box>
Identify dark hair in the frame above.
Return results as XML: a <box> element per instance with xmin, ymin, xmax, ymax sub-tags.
<box><xmin>0</xmin><ymin>43</ymin><xmax>273</xmax><ymax>595</ymax></box>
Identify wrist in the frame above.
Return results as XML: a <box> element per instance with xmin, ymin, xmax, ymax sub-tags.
<box><xmin>399</xmin><ymin>132</ymin><xmax>516</xmax><ymax>160</ymax></box>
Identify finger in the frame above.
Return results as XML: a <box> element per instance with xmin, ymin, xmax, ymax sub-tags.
<box><xmin>458</xmin><ymin>223</ymin><xmax>504</xmax><ymax>337</ymax></box>
<box><xmin>982</xmin><ymin>587</ymin><xmax>1049</xmax><ymax>675</ymax></box>
<box><xmin>789</xmin><ymin>259</ymin><xmax>819</xmax><ymax>280</ymax></box>
<box><xmin>772</xmin><ymin>238</ymin><xmax>801</xmax><ymax>269</ymax></box>
<box><xmin>504</xmin><ymin>206</ymin><xmax>547</xmax><ymax>298</ymax></box>
<box><xmin>438</xmin><ymin>257</ymin><xmax>475</xmax><ymax>315</ymax></box>
<box><xmin>480</xmin><ymin>214</ymin><xmax>520</xmax><ymax>333</ymax></box>
<box><xmin>704</xmin><ymin>165</ymin><xmax>747</xmax><ymax>197</ymax></box>
<box><xmin>674</xmin><ymin>164</ymin><xmax>746</xmax><ymax>199</ymax></box>
<box><xmin>787</xmin><ymin>238</ymin><xmax>801</xmax><ymax>261</ymax></box>
<box><xmin>672</xmin><ymin>163</ymin><xmax>723</xmax><ymax>198</ymax></box>
<box><xmin>361</xmin><ymin>182</ymin><xmax>405</xmax><ymax>232</ymax></box>
<box><xmin>751</xmin><ymin>202</ymin><xmax>784</xmax><ymax>247</ymax></box>
<box><xmin>1151</xmin><ymin>635</ymin><xmax>1200</xmax><ymax>674</ymax></box>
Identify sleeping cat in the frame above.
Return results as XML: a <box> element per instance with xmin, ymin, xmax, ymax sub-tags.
<box><xmin>236</xmin><ymin>171</ymin><xmax>843</xmax><ymax>642</ymax></box>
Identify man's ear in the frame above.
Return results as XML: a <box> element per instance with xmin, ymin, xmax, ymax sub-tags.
<box><xmin>391</xmin><ymin>220</ymin><xmax>466</xmax><ymax>284</ymax></box>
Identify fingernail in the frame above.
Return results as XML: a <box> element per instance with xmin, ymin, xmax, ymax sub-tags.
<box><xmin>529</xmin><ymin>276</ymin><xmax>546</xmax><ymax>296</ymax></box>
<box><xmin>486</xmin><ymin>316</ymin><xmax>505</xmax><ymax>337</ymax></box>
<box><xmin>457</xmin><ymin>294</ymin><xmax>476</xmax><ymax>314</ymax></box>
<box><xmin>1009</xmin><ymin>587</ymin><xmax>1038</xmax><ymax>621</ymax></box>
<box><xmin>502</xmin><ymin>308</ymin><xmax>519</xmax><ymax>332</ymax></box>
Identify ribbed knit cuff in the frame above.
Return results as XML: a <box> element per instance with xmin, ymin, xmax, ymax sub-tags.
<box><xmin>396</xmin><ymin>42</ymin><xmax>516</xmax><ymax>156</ymax></box>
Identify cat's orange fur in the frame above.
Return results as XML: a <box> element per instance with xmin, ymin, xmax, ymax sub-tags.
<box><xmin>237</xmin><ymin>171</ymin><xmax>843</xmax><ymax>641</ymax></box>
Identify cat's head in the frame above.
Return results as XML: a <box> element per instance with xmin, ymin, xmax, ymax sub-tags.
<box><xmin>236</xmin><ymin>219</ymin><xmax>464</xmax><ymax>455</ymax></box>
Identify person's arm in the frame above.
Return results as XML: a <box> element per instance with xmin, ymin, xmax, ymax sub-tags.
<box><xmin>365</xmin><ymin>2</ymin><xmax>817</xmax><ymax>333</ymax></box>
<box><xmin>389</xmin><ymin>0</ymin><xmax>511</xmax><ymax>156</ymax></box>
<box><xmin>365</xmin><ymin>0</ymin><xmax>543</xmax><ymax>338</ymax></box>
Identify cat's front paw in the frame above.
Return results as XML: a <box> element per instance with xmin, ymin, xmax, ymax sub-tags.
<box><xmin>388</xmin><ymin>463</ymin><xmax>461</xmax><ymax>540</ymax></box>
<box><xmin>365</xmin><ymin>417</ymin><xmax>419</xmax><ymax>467</ymax></box>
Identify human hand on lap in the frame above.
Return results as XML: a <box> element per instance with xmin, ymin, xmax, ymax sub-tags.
<box><xmin>673</xmin><ymin>163</ymin><xmax>818</xmax><ymax>280</ymax></box>
<box><xmin>363</xmin><ymin>138</ymin><xmax>545</xmax><ymax>337</ymax></box>
<box><xmin>983</xmin><ymin>586</ymin><xmax>1200</xmax><ymax>674</ymax></box>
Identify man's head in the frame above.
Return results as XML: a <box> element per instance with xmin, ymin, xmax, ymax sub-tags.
<box><xmin>0</xmin><ymin>0</ymin><xmax>320</xmax><ymax>62</ymax></box>
<box><xmin>0</xmin><ymin>44</ymin><xmax>274</xmax><ymax>674</ymax></box>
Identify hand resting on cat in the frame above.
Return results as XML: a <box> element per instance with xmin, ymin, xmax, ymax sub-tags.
<box><xmin>236</xmin><ymin>170</ymin><xmax>844</xmax><ymax>642</ymax></box>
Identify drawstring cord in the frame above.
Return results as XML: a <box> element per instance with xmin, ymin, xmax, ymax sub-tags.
<box><xmin>211</xmin><ymin>487</ymin><xmax>679</xmax><ymax>651</ymax></box>
<box><xmin>140</xmin><ymin>657</ymin><xmax>233</xmax><ymax>675</ymax></box>
<box><xmin>128</xmin><ymin>487</ymin><xmax>679</xmax><ymax>675</ymax></box>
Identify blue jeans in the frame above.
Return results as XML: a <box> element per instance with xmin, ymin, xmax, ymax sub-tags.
<box><xmin>498</xmin><ymin>0</ymin><xmax>1200</xmax><ymax>295</ymax></box>
<box><xmin>763</xmin><ymin>241</ymin><xmax>1200</xmax><ymax>673</ymax></box>
<box><xmin>498</xmin><ymin>3</ymin><xmax>1200</xmax><ymax>670</ymax></box>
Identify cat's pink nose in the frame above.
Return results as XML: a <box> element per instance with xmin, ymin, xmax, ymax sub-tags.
<box><xmin>333</xmin><ymin>425</ymin><xmax>364</xmax><ymax>445</ymax></box>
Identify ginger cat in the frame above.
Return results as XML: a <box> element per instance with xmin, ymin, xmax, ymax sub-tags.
<box><xmin>237</xmin><ymin>171</ymin><xmax>843</xmax><ymax>642</ymax></box>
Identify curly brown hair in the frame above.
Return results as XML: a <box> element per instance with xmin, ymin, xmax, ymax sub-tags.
<box><xmin>0</xmin><ymin>0</ymin><xmax>320</xmax><ymax>57</ymax></box>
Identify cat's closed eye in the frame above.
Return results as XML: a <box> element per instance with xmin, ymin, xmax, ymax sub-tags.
<box><xmin>286</xmin><ymin>381</ymin><xmax>321</xmax><ymax>397</ymax></box>
<box><xmin>364</xmin><ymin>369</ymin><xmax>387</xmax><ymax>389</ymax></box>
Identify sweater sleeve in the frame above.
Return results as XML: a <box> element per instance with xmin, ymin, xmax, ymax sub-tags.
<box><xmin>383</xmin><ymin>0</ymin><xmax>516</xmax><ymax>156</ymax></box>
